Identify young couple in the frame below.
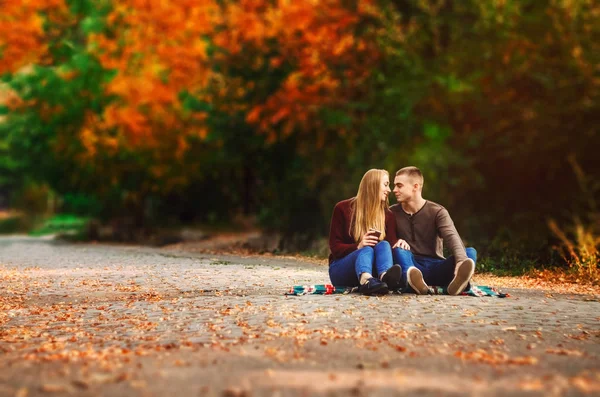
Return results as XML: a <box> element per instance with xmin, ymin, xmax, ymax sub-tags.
<box><xmin>328</xmin><ymin>167</ymin><xmax>476</xmax><ymax>296</ymax></box>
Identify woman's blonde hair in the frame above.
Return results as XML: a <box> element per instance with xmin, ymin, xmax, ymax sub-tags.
<box><xmin>351</xmin><ymin>169</ymin><xmax>389</xmax><ymax>243</ymax></box>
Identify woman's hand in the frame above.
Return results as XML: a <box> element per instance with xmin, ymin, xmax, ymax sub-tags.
<box><xmin>357</xmin><ymin>232</ymin><xmax>379</xmax><ymax>249</ymax></box>
<box><xmin>393</xmin><ymin>239</ymin><xmax>411</xmax><ymax>250</ymax></box>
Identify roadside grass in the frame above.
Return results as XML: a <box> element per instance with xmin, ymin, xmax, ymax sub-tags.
<box><xmin>29</xmin><ymin>214</ymin><xmax>90</xmax><ymax>239</ymax></box>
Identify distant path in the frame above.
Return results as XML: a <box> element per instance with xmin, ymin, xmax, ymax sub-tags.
<box><xmin>1</xmin><ymin>236</ymin><xmax>599</xmax><ymax>396</ymax></box>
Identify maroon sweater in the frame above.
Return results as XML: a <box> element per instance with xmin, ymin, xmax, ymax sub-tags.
<box><xmin>328</xmin><ymin>198</ymin><xmax>398</xmax><ymax>264</ymax></box>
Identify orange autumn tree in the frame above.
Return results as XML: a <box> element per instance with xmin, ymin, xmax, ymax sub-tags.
<box><xmin>1</xmin><ymin>1</ymin><xmax>223</xmax><ymax>221</ymax></box>
<box><xmin>3</xmin><ymin>0</ymin><xmax>386</xmax><ymax>229</ymax></box>
<box><xmin>81</xmin><ymin>0</ymin><xmax>221</xmax><ymax>195</ymax></box>
<box><xmin>201</xmin><ymin>0</ymin><xmax>386</xmax><ymax>229</ymax></box>
<box><xmin>77</xmin><ymin>0</ymin><xmax>385</xmax><ymax>223</ymax></box>
<box><xmin>212</xmin><ymin>0</ymin><xmax>382</xmax><ymax>147</ymax></box>
<box><xmin>0</xmin><ymin>0</ymin><xmax>67</xmax><ymax>75</ymax></box>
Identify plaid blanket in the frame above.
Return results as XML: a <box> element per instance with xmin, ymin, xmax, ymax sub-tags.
<box><xmin>286</xmin><ymin>284</ymin><xmax>508</xmax><ymax>297</ymax></box>
<box><xmin>427</xmin><ymin>285</ymin><xmax>509</xmax><ymax>297</ymax></box>
<box><xmin>286</xmin><ymin>284</ymin><xmax>356</xmax><ymax>295</ymax></box>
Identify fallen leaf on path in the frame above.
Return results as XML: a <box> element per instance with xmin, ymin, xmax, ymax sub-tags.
<box><xmin>454</xmin><ymin>349</ymin><xmax>538</xmax><ymax>366</ymax></box>
<box><xmin>571</xmin><ymin>376</ymin><xmax>600</xmax><ymax>393</ymax></box>
<box><xmin>15</xmin><ymin>388</ymin><xmax>28</xmax><ymax>397</ymax></box>
<box><xmin>546</xmin><ymin>348</ymin><xmax>584</xmax><ymax>357</ymax></box>
<box><xmin>223</xmin><ymin>386</ymin><xmax>249</xmax><ymax>397</ymax></box>
<box><xmin>40</xmin><ymin>384</ymin><xmax>69</xmax><ymax>393</ymax></box>
<box><xmin>519</xmin><ymin>379</ymin><xmax>544</xmax><ymax>391</ymax></box>
<box><xmin>71</xmin><ymin>380</ymin><xmax>89</xmax><ymax>390</ymax></box>
<box><xmin>130</xmin><ymin>380</ymin><xmax>147</xmax><ymax>389</ymax></box>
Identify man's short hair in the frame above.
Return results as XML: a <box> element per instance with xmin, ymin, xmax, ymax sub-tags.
<box><xmin>395</xmin><ymin>166</ymin><xmax>424</xmax><ymax>187</ymax></box>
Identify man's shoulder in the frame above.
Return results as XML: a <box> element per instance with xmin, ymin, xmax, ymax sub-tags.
<box><xmin>424</xmin><ymin>200</ymin><xmax>446</xmax><ymax>212</ymax></box>
<box><xmin>423</xmin><ymin>200</ymin><xmax>454</xmax><ymax>222</ymax></box>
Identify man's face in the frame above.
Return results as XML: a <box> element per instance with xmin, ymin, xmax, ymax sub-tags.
<box><xmin>393</xmin><ymin>174</ymin><xmax>417</xmax><ymax>203</ymax></box>
<box><xmin>380</xmin><ymin>174</ymin><xmax>391</xmax><ymax>202</ymax></box>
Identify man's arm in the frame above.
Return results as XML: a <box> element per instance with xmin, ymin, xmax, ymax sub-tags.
<box><xmin>435</xmin><ymin>208</ymin><xmax>467</xmax><ymax>263</ymax></box>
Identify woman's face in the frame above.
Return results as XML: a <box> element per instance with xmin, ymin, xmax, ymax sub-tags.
<box><xmin>379</xmin><ymin>174</ymin><xmax>391</xmax><ymax>202</ymax></box>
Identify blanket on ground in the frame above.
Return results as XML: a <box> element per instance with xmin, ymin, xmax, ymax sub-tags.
<box><xmin>286</xmin><ymin>284</ymin><xmax>509</xmax><ymax>297</ymax></box>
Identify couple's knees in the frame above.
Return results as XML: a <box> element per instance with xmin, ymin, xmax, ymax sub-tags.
<box><xmin>359</xmin><ymin>241</ymin><xmax>390</xmax><ymax>253</ymax></box>
<box><xmin>466</xmin><ymin>247</ymin><xmax>477</xmax><ymax>262</ymax></box>
<box><xmin>358</xmin><ymin>241</ymin><xmax>390</xmax><ymax>259</ymax></box>
<box><xmin>377</xmin><ymin>240</ymin><xmax>391</xmax><ymax>250</ymax></box>
<box><xmin>357</xmin><ymin>245</ymin><xmax>375</xmax><ymax>260</ymax></box>
<box><xmin>393</xmin><ymin>247</ymin><xmax>412</xmax><ymax>259</ymax></box>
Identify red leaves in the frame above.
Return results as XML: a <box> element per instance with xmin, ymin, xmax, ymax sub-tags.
<box><xmin>81</xmin><ymin>1</ymin><xmax>220</xmax><ymax>163</ymax></box>
<box><xmin>216</xmin><ymin>0</ymin><xmax>382</xmax><ymax>138</ymax></box>
<box><xmin>473</xmin><ymin>273</ymin><xmax>600</xmax><ymax>295</ymax></box>
<box><xmin>0</xmin><ymin>1</ymin><xmax>67</xmax><ymax>74</ymax></box>
<box><xmin>3</xmin><ymin>0</ymin><xmax>387</xmax><ymax>198</ymax></box>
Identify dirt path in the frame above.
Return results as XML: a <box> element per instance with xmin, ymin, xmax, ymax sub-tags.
<box><xmin>1</xmin><ymin>236</ymin><xmax>599</xmax><ymax>396</ymax></box>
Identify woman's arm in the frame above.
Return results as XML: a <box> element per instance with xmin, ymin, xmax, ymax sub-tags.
<box><xmin>384</xmin><ymin>209</ymin><xmax>398</xmax><ymax>246</ymax></box>
<box><xmin>329</xmin><ymin>202</ymin><xmax>358</xmax><ymax>259</ymax></box>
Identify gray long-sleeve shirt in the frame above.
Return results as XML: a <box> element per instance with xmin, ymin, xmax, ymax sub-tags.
<box><xmin>390</xmin><ymin>201</ymin><xmax>467</xmax><ymax>263</ymax></box>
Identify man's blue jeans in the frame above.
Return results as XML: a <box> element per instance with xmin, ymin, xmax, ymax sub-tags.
<box><xmin>393</xmin><ymin>247</ymin><xmax>477</xmax><ymax>292</ymax></box>
<box><xmin>329</xmin><ymin>241</ymin><xmax>394</xmax><ymax>287</ymax></box>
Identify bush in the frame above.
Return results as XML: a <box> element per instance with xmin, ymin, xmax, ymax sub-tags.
<box><xmin>29</xmin><ymin>214</ymin><xmax>91</xmax><ymax>238</ymax></box>
<box><xmin>61</xmin><ymin>193</ymin><xmax>102</xmax><ymax>217</ymax></box>
<box><xmin>0</xmin><ymin>214</ymin><xmax>22</xmax><ymax>234</ymax></box>
<box><xmin>546</xmin><ymin>158</ymin><xmax>599</xmax><ymax>283</ymax></box>
<box><xmin>11</xmin><ymin>183</ymin><xmax>52</xmax><ymax>214</ymax></box>
<box><xmin>548</xmin><ymin>219</ymin><xmax>599</xmax><ymax>283</ymax></box>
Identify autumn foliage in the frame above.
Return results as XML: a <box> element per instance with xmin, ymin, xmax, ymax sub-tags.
<box><xmin>87</xmin><ymin>0</ymin><xmax>219</xmax><ymax>152</ymax></box>
<box><xmin>221</xmin><ymin>0</ymin><xmax>381</xmax><ymax>142</ymax></box>
<box><xmin>1</xmin><ymin>0</ymin><xmax>599</xmax><ymax>269</ymax></box>
<box><xmin>0</xmin><ymin>0</ymin><xmax>67</xmax><ymax>75</ymax></box>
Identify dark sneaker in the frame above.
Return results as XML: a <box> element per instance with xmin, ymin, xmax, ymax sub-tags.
<box><xmin>359</xmin><ymin>277</ymin><xmax>389</xmax><ymax>295</ymax></box>
<box><xmin>448</xmin><ymin>258</ymin><xmax>475</xmax><ymax>296</ymax></box>
<box><xmin>407</xmin><ymin>267</ymin><xmax>429</xmax><ymax>295</ymax></box>
<box><xmin>381</xmin><ymin>264</ymin><xmax>402</xmax><ymax>291</ymax></box>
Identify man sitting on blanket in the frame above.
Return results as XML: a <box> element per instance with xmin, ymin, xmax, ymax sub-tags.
<box><xmin>390</xmin><ymin>166</ymin><xmax>476</xmax><ymax>296</ymax></box>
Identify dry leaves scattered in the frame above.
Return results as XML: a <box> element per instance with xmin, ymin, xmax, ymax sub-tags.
<box><xmin>454</xmin><ymin>349</ymin><xmax>539</xmax><ymax>366</ymax></box>
<box><xmin>1</xmin><ymin>248</ymin><xmax>599</xmax><ymax>397</ymax></box>
<box><xmin>473</xmin><ymin>273</ymin><xmax>600</xmax><ymax>296</ymax></box>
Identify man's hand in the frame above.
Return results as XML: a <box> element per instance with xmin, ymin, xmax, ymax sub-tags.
<box><xmin>393</xmin><ymin>239</ymin><xmax>410</xmax><ymax>250</ymax></box>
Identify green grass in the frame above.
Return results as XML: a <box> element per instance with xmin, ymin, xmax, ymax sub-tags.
<box><xmin>475</xmin><ymin>257</ymin><xmax>540</xmax><ymax>277</ymax></box>
<box><xmin>29</xmin><ymin>214</ymin><xmax>90</xmax><ymax>237</ymax></box>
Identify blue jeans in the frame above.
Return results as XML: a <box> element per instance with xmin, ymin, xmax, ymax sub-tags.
<box><xmin>393</xmin><ymin>247</ymin><xmax>477</xmax><ymax>292</ymax></box>
<box><xmin>329</xmin><ymin>241</ymin><xmax>394</xmax><ymax>287</ymax></box>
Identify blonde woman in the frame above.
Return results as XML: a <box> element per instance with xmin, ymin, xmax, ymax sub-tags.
<box><xmin>328</xmin><ymin>169</ymin><xmax>402</xmax><ymax>295</ymax></box>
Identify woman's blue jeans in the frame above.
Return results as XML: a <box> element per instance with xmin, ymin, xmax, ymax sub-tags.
<box><xmin>329</xmin><ymin>241</ymin><xmax>393</xmax><ymax>287</ymax></box>
<box><xmin>393</xmin><ymin>247</ymin><xmax>477</xmax><ymax>291</ymax></box>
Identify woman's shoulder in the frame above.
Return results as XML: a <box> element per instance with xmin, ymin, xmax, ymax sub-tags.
<box><xmin>388</xmin><ymin>203</ymin><xmax>401</xmax><ymax>213</ymax></box>
<box><xmin>332</xmin><ymin>198</ymin><xmax>355</xmax><ymax>219</ymax></box>
<box><xmin>334</xmin><ymin>197</ymin><xmax>355</xmax><ymax>209</ymax></box>
<box><xmin>384</xmin><ymin>207</ymin><xmax>396</xmax><ymax>219</ymax></box>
